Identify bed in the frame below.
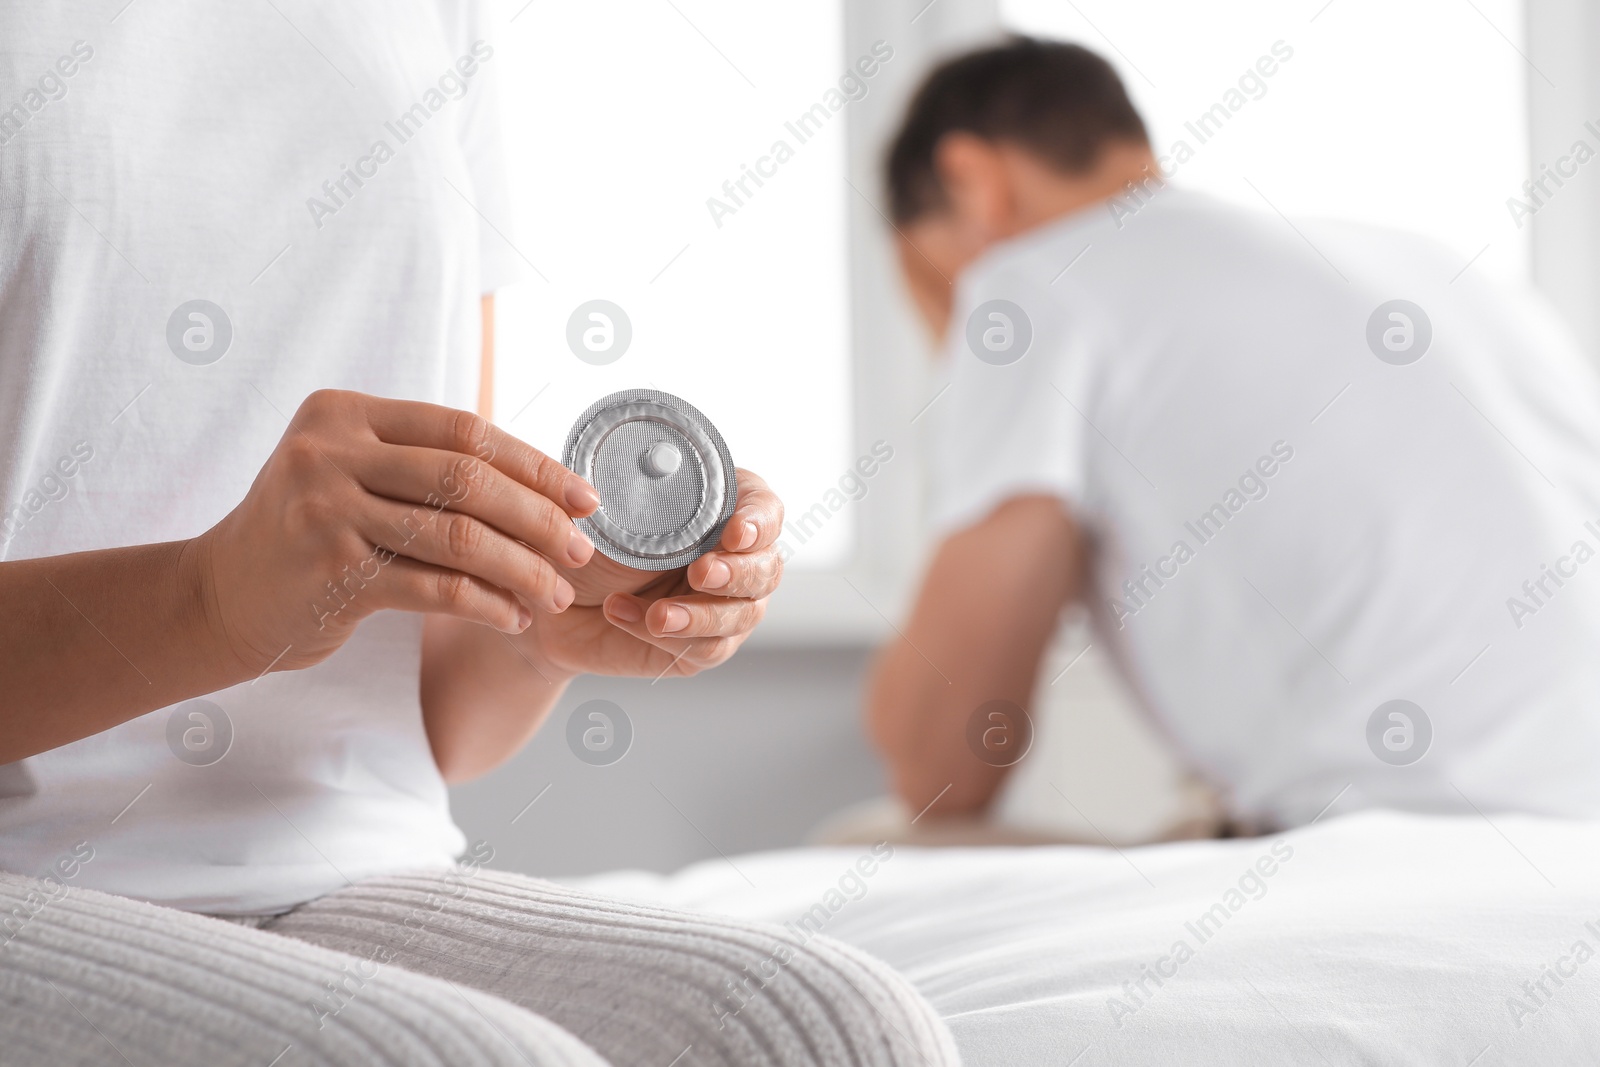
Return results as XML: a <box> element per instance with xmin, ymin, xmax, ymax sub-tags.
<box><xmin>573</xmin><ymin>810</ymin><xmax>1600</xmax><ymax>1065</ymax></box>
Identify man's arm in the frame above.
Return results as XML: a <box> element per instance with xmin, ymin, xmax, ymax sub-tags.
<box><xmin>867</xmin><ymin>494</ymin><xmax>1085</xmax><ymax>818</ymax></box>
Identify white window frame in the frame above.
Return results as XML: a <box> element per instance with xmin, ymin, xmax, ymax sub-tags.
<box><xmin>1525</xmin><ymin>0</ymin><xmax>1600</xmax><ymax>365</ymax></box>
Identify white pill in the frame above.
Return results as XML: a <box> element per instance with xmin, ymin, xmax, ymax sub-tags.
<box><xmin>645</xmin><ymin>441</ymin><xmax>683</xmax><ymax>477</ymax></box>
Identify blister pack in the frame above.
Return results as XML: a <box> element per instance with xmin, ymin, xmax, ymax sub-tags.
<box><xmin>562</xmin><ymin>389</ymin><xmax>737</xmax><ymax>571</ymax></box>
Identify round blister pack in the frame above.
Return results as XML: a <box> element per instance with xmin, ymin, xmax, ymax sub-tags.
<box><xmin>562</xmin><ymin>389</ymin><xmax>738</xmax><ymax>571</ymax></box>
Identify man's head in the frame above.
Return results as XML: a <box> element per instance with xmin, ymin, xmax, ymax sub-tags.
<box><xmin>885</xmin><ymin>38</ymin><xmax>1156</xmax><ymax>336</ymax></box>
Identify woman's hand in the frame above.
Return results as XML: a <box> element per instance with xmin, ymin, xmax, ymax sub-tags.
<box><xmin>193</xmin><ymin>389</ymin><xmax>601</xmax><ymax>675</ymax></box>
<box><xmin>519</xmin><ymin>469</ymin><xmax>784</xmax><ymax>681</ymax></box>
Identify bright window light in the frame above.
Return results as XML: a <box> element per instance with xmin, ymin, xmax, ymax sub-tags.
<box><xmin>492</xmin><ymin>1</ymin><xmax>854</xmax><ymax>569</ymax></box>
<box><xmin>1001</xmin><ymin>0</ymin><xmax>1530</xmax><ymax>281</ymax></box>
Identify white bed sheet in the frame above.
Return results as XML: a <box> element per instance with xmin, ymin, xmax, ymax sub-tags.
<box><xmin>571</xmin><ymin>810</ymin><xmax>1600</xmax><ymax>1065</ymax></box>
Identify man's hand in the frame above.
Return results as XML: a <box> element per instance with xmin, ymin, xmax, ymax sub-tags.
<box><xmin>521</xmin><ymin>469</ymin><xmax>784</xmax><ymax>681</ymax></box>
<box><xmin>896</xmin><ymin>233</ymin><xmax>955</xmax><ymax>345</ymax></box>
<box><xmin>194</xmin><ymin>389</ymin><xmax>602</xmax><ymax>676</ymax></box>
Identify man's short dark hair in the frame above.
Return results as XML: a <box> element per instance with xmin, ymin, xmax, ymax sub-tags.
<box><xmin>886</xmin><ymin>37</ymin><xmax>1149</xmax><ymax>223</ymax></box>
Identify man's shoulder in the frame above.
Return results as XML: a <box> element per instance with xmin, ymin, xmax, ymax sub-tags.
<box><xmin>971</xmin><ymin>185</ymin><xmax>1466</xmax><ymax>302</ymax></box>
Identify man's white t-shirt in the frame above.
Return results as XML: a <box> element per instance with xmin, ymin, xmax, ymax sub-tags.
<box><xmin>933</xmin><ymin>188</ymin><xmax>1600</xmax><ymax>827</ymax></box>
<box><xmin>0</xmin><ymin>1</ymin><xmax>522</xmax><ymax>913</ymax></box>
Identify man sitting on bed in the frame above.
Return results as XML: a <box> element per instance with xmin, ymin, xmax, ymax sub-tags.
<box><xmin>868</xmin><ymin>37</ymin><xmax>1600</xmax><ymax>833</ymax></box>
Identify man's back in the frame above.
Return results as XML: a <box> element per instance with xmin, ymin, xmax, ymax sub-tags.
<box><xmin>933</xmin><ymin>187</ymin><xmax>1600</xmax><ymax>825</ymax></box>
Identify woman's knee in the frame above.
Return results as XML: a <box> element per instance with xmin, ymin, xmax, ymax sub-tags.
<box><xmin>703</xmin><ymin>929</ymin><xmax>959</xmax><ymax>1067</ymax></box>
<box><xmin>264</xmin><ymin>871</ymin><xmax>956</xmax><ymax>1066</ymax></box>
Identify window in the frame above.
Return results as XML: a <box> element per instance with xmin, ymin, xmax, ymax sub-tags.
<box><xmin>492</xmin><ymin>1</ymin><xmax>856</xmax><ymax>569</ymax></box>
<box><xmin>1001</xmin><ymin>0</ymin><xmax>1530</xmax><ymax>281</ymax></box>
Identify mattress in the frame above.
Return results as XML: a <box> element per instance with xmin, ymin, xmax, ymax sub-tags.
<box><xmin>572</xmin><ymin>810</ymin><xmax>1600</xmax><ymax>1065</ymax></box>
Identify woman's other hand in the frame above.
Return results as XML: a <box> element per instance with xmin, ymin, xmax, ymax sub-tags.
<box><xmin>194</xmin><ymin>389</ymin><xmax>601</xmax><ymax>675</ymax></box>
<box><xmin>521</xmin><ymin>469</ymin><xmax>784</xmax><ymax>681</ymax></box>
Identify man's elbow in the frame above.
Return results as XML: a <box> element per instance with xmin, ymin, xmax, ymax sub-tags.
<box><xmin>891</xmin><ymin>758</ymin><xmax>1005</xmax><ymax>821</ymax></box>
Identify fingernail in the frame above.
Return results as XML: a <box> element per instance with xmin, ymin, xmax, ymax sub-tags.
<box><xmin>551</xmin><ymin>581</ymin><xmax>575</xmax><ymax>612</ymax></box>
<box><xmin>659</xmin><ymin>605</ymin><xmax>690</xmax><ymax>633</ymax></box>
<box><xmin>565</xmin><ymin>479</ymin><xmax>601</xmax><ymax>513</ymax></box>
<box><xmin>700</xmin><ymin>558</ymin><xmax>731</xmax><ymax>590</ymax></box>
<box><xmin>566</xmin><ymin>526</ymin><xmax>594</xmax><ymax>566</ymax></box>
<box><xmin>516</xmin><ymin>605</ymin><xmax>533</xmax><ymax>631</ymax></box>
<box><xmin>607</xmin><ymin>595</ymin><xmax>642</xmax><ymax>623</ymax></box>
<box><xmin>734</xmin><ymin>520</ymin><xmax>757</xmax><ymax>551</ymax></box>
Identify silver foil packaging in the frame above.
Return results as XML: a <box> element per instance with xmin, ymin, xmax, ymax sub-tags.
<box><xmin>562</xmin><ymin>389</ymin><xmax>737</xmax><ymax>571</ymax></box>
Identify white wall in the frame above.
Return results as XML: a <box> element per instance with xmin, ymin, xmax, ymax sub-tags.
<box><xmin>450</xmin><ymin>626</ymin><xmax>1199</xmax><ymax>876</ymax></box>
<box><xmin>450</xmin><ymin>649</ymin><xmax>886</xmax><ymax>877</ymax></box>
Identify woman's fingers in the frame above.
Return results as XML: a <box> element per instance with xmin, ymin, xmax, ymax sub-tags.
<box><xmin>688</xmin><ymin>470</ymin><xmax>785</xmax><ymax>596</ymax></box>
<box><xmin>601</xmin><ymin>594</ymin><xmax>741</xmax><ymax>673</ymax></box>
<box><xmin>687</xmin><ymin>546</ymin><xmax>782</xmax><ymax>599</ymax></box>
<box><xmin>358</xmin><ymin>498</ymin><xmax>575</xmax><ymax>614</ymax></box>
<box><xmin>208</xmin><ymin>390</ymin><xmax>613</xmax><ymax>671</ymax></box>
<box><xmin>362</xmin><ymin>556</ymin><xmax>530</xmax><ymax>634</ymax></box>
<box><xmin>556</xmin><ymin>467</ymin><xmax>790</xmax><ymax>677</ymax></box>
<box><xmin>719</xmin><ymin>469</ymin><xmax>783</xmax><ymax>552</ymax></box>
<box><xmin>631</xmin><ymin>592</ymin><xmax>768</xmax><ymax>639</ymax></box>
<box><xmin>357</xmin><ymin>394</ymin><xmax>601</xmax><ymax>515</ymax></box>
<box><xmin>596</xmin><ymin>470</ymin><xmax>782</xmax><ymax>644</ymax></box>
<box><xmin>355</xmin><ymin>443</ymin><xmax>594</xmax><ymax>572</ymax></box>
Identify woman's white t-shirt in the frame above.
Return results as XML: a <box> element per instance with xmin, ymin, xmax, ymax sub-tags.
<box><xmin>0</xmin><ymin>1</ymin><xmax>521</xmax><ymax>913</ymax></box>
